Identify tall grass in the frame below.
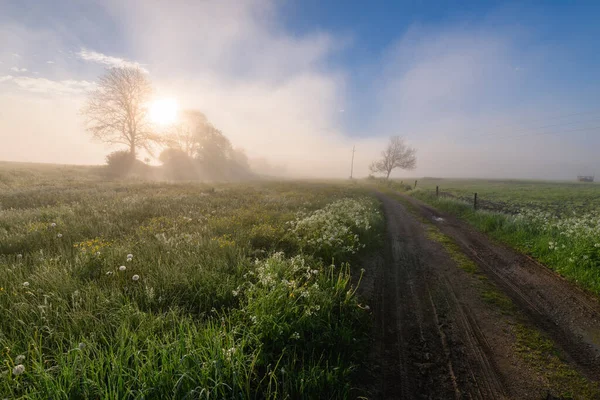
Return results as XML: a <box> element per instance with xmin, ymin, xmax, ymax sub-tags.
<box><xmin>0</xmin><ymin>176</ymin><xmax>382</xmax><ymax>399</ymax></box>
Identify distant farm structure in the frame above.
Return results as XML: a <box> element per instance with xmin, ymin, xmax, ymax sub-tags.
<box><xmin>577</xmin><ymin>175</ymin><xmax>594</xmax><ymax>182</ymax></box>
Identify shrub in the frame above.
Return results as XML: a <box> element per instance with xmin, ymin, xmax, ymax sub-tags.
<box><xmin>105</xmin><ymin>150</ymin><xmax>135</xmax><ymax>177</ymax></box>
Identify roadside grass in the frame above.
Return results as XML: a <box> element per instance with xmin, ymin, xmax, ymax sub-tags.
<box><xmin>0</xmin><ymin>170</ymin><xmax>384</xmax><ymax>399</ymax></box>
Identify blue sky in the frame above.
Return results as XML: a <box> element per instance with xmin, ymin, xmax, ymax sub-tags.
<box><xmin>1</xmin><ymin>0</ymin><xmax>599</xmax><ymax>178</ymax></box>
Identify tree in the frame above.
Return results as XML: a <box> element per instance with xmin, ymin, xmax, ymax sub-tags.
<box><xmin>82</xmin><ymin>67</ymin><xmax>158</xmax><ymax>159</ymax></box>
<box><xmin>370</xmin><ymin>136</ymin><xmax>417</xmax><ymax>179</ymax></box>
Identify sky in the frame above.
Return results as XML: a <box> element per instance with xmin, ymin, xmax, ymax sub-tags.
<box><xmin>1</xmin><ymin>0</ymin><xmax>599</xmax><ymax>179</ymax></box>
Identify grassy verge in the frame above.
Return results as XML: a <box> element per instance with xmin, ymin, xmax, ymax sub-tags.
<box><xmin>0</xmin><ymin>179</ymin><xmax>383</xmax><ymax>399</ymax></box>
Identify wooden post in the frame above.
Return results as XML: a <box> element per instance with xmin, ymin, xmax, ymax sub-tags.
<box><xmin>414</xmin><ymin>180</ymin><xmax>418</xmax><ymax>189</ymax></box>
<box><xmin>436</xmin><ymin>186</ymin><xmax>439</xmax><ymax>197</ymax></box>
<box><xmin>474</xmin><ymin>193</ymin><xmax>478</xmax><ymax>210</ymax></box>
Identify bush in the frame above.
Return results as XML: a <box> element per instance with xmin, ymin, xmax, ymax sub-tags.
<box><xmin>105</xmin><ymin>150</ymin><xmax>135</xmax><ymax>177</ymax></box>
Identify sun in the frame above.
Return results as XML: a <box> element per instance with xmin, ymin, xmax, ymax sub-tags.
<box><xmin>149</xmin><ymin>98</ymin><xmax>179</xmax><ymax>126</ymax></box>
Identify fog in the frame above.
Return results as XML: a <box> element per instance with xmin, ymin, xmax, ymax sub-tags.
<box><xmin>1</xmin><ymin>0</ymin><xmax>598</xmax><ymax>180</ymax></box>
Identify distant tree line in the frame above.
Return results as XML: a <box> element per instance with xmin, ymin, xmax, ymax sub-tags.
<box><xmin>82</xmin><ymin>66</ymin><xmax>254</xmax><ymax>181</ymax></box>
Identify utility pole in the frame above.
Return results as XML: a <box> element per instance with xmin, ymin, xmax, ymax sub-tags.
<box><xmin>350</xmin><ymin>145</ymin><xmax>355</xmax><ymax>179</ymax></box>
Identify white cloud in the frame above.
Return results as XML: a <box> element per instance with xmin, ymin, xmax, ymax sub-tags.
<box><xmin>10</xmin><ymin>67</ymin><xmax>27</xmax><ymax>72</ymax></box>
<box><xmin>11</xmin><ymin>53</ymin><xmax>20</xmax><ymax>58</ymax></box>
<box><xmin>77</xmin><ymin>49</ymin><xmax>148</xmax><ymax>72</ymax></box>
<box><xmin>0</xmin><ymin>75</ymin><xmax>94</xmax><ymax>95</ymax></box>
<box><xmin>46</xmin><ymin>60</ymin><xmax>55</xmax><ymax>64</ymax></box>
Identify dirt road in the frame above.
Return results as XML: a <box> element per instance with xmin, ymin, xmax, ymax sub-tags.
<box><xmin>362</xmin><ymin>192</ymin><xmax>600</xmax><ymax>399</ymax></box>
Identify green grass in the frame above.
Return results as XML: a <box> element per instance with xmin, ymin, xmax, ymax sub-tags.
<box><xmin>0</xmin><ymin>163</ymin><xmax>384</xmax><ymax>399</ymax></box>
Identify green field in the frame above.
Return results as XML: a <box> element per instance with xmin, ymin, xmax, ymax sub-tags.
<box><xmin>413</xmin><ymin>177</ymin><xmax>600</xmax><ymax>215</ymax></box>
<box><xmin>404</xmin><ymin>178</ymin><xmax>600</xmax><ymax>295</ymax></box>
<box><xmin>0</xmin><ymin>164</ymin><xmax>382</xmax><ymax>399</ymax></box>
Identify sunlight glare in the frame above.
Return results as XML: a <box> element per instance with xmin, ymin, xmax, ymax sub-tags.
<box><xmin>149</xmin><ymin>98</ymin><xmax>179</xmax><ymax>126</ymax></box>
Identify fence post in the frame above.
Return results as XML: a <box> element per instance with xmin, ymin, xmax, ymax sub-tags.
<box><xmin>436</xmin><ymin>186</ymin><xmax>439</xmax><ymax>197</ymax></box>
<box><xmin>474</xmin><ymin>193</ymin><xmax>478</xmax><ymax>210</ymax></box>
<box><xmin>414</xmin><ymin>180</ymin><xmax>418</xmax><ymax>189</ymax></box>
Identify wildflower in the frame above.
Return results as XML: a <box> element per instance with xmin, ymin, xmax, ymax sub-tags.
<box><xmin>132</xmin><ymin>274</ymin><xmax>140</xmax><ymax>281</ymax></box>
<box><xmin>17</xmin><ymin>254</ymin><xmax>22</xmax><ymax>259</ymax></box>
<box><xmin>95</xmin><ymin>251</ymin><xmax>101</xmax><ymax>256</ymax></box>
<box><xmin>12</xmin><ymin>364</ymin><xmax>25</xmax><ymax>376</ymax></box>
<box><xmin>22</xmin><ymin>282</ymin><xmax>30</xmax><ymax>287</ymax></box>
<box><xmin>232</xmin><ymin>289</ymin><xmax>239</xmax><ymax>297</ymax></box>
<box><xmin>14</xmin><ymin>355</ymin><xmax>25</xmax><ymax>364</ymax></box>
<box><xmin>291</xmin><ymin>332</ymin><xmax>300</xmax><ymax>340</ymax></box>
<box><xmin>50</xmin><ymin>222</ymin><xmax>57</xmax><ymax>228</ymax></box>
<box><xmin>57</xmin><ymin>233</ymin><xmax>63</xmax><ymax>238</ymax></box>
<box><xmin>106</xmin><ymin>271</ymin><xmax>114</xmax><ymax>276</ymax></box>
<box><xmin>127</xmin><ymin>254</ymin><xmax>133</xmax><ymax>261</ymax></box>
<box><xmin>78</xmin><ymin>343</ymin><xmax>86</xmax><ymax>350</ymax></box>
<box><xmin>119</xmin><ymin>266</ymin><xmax>126</xmax><ymax>271</ymax></box>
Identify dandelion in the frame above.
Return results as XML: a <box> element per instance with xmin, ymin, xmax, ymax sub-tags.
<box><xmin>57</xmin><ymin>233</ymin><xmax>63</xmax><ymax>238</ymax></box>
<box><xmin>95</xmin><ymin>251</ymin><xmax>101</xmax><ymax>256</ymax></box>
<box><xmin>14</xmin><ymin>355</ymin><xmax>25</xmax><ymax>364</ymax></box>
<box><xmin>78</xmin><ymin>343</ymin><xmax>86</xmax><ymax>350</ymax></box>
<box><xmin>132</xmin><ymin>274</ymin><xmax>140</xmax><ymax>281</ymax></box>
<box><xmin>119</xmin><ymin>266</ymin><xmax>126</xmax><ymax>271</ymax></box>
<box><xmin>22</xmin><ymin>282</ymin><xmax>30</xmax><ymax>287</ymax></box>
<box><xmin>232</xmin><ymin>289</ymin><xmax>239</xmax><ymax>297</ymax></box>
<box><xmin>127</xmin><ymin>254</ymin><xmax>133</xmax><ymax>261</ymax></box>
<box><xmin>106</xmin><ymin>271</ymin><xmax>114</xmax><ymax>276</ymax></box>
<box><xmin>17</xmin><ymin>254</ymin><xmax>22</xmax><ymax>259</ymax></box>
<box><xmin>50</xmin><ymin>222</ymin><xmax>57</xmax><ymax>228</ymax></box>
<box><xmin>12</xmin><ymin>364</ymin><xmax>25</xmax><ymax>376</ymax></box>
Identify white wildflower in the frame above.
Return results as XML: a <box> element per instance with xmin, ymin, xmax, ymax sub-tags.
<box><xmin>106</xmin><ymin>271</ymin><xmax>114</xmax><ymax>276</ymax></box>
<box><xmin>78</xmin><ymin>343</ymin><xmax>86</xmax><ymax>350</ymax></box>
<box><xmin>22</xmin><ymin>282</ymin><xmax>29</xmax><ymax>287</ymax></box>
<box><xmin>12</xmin><ymin>364</ymin><xmax>25</xmax><ymax>376</ymax></box>
<box><xmin>14</xmin><ymin>355</ymin><xmax>25</xmax><ymax>364</ymax></box>
<box><xmin>132</xmin><ymin>274</ymin><xmax>140</xmax><ymax>281</ymax></box>
<box><xmin>57</xmin><ymin>233</ymin><xmax>63</xmax><ymax>238</ymax></box>
<box><xmin>50</xmin><ymin>222</ymin><xmax>56</xmax><ymax>228</ymax></box>
<box><xmin>119</xmin><ymin>266</ymin><xmax>126</xmax><ymax>271</ymax></box>
<box><xmin>17</xmin><ymin>254</ymin><xmax>22</xmax><ymax>259</ymax></box>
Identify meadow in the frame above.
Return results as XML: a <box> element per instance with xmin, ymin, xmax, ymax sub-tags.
<box><xmin>0</xmin><ymin>164</ymin><xmax>383</xmax><ymax>399</ymax></box>
<box><xmin>405</xmin><ymin>178</ymin><xmax>600</xmax><ymax>295</ymax></box>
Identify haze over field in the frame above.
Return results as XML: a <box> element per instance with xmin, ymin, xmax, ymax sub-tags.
<box><xmin>1</xmin><ymin>1</ymin><xmax>599</xmax><ymax>179</ymax></box>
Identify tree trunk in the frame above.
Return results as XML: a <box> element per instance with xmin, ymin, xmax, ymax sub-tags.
<box><xmin>386</xmin><ymin>169</ymin><xmax>391</xmax><ymax>180</ymax></box>
<box><xmin>129</xmin><ymin>142</ymin><xmax>136</xmax><ymax>159</ymax></box>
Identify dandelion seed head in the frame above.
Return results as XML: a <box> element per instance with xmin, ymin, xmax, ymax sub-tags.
<box><xmin>14</xmin><ymin>355</ymin><xmax>25</xmax><ymax>364</ymax></box>
<box><xmin>22</xmin><ymin>282</ymin><xmax>29</xmax><ymax>287</ymax></box>
<box><xmin>12</xmin><ymin>364</ymin><xmax>25</xmax><ymax>376</ymax></box>
<box><xmin>119</xmin><ymin>266</ymin><xmax>126</xmax><ymax>271</ymax></box>
<box><xmin>57</xmin><ymin>233</ymin><xmax>63</xmax><ymax>238</ymax></box>
<box><xmin>132</xmin><ymin>274</ymin><xmax>140</xmax><ymax>281</ymax></box>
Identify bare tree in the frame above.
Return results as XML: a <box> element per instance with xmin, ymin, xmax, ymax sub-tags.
<box><xmin>82</xmin><ymin>67</ymin><xmax>157</xmax><ymax>159</ymax></box>
<box><xmin>370</xmin><ymin>136</ymin><xmax>417</xmax><ymax>179</ymax></box>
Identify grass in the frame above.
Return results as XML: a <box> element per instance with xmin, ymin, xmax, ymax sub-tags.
<box><xmin>0</xmin><ymin>163</ymin><xmax>384</xmax><ymax>399</ymax></box>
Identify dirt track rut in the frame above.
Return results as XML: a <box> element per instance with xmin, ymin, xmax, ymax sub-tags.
<box><xmin>365</xmin><ymin>192</ymin><xmax>600</xmax><ymax>399</ymax></box>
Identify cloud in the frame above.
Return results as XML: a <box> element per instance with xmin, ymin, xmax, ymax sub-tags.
<box><xmin>0</xmin><ymin>75</ymin><xmax>94</xmax><ymax>94</ymax></box>
<box><xmin>10</xmin><ymin>67</ymin><xmax>27</xmax><ymax>72</ymax></box>
<box><xmin>77</xmin><ymin>49</ymin><xmax>148</xmax><ymax>72</ymax></box>
<box><xmin>46</xmin><ymin>60</ymin><xmax>55</xmax><ymax>64</ymax></box>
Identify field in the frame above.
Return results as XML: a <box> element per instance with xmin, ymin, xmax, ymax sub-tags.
<box><xmin>406</xmin><ymin>178</ymin><xmax>600</xmax><ymax>295</ymax></box>
<box><xmin>0</xmin><ymin>164</ymin><xmax>383</xmax><ymax>399</ymax></box>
